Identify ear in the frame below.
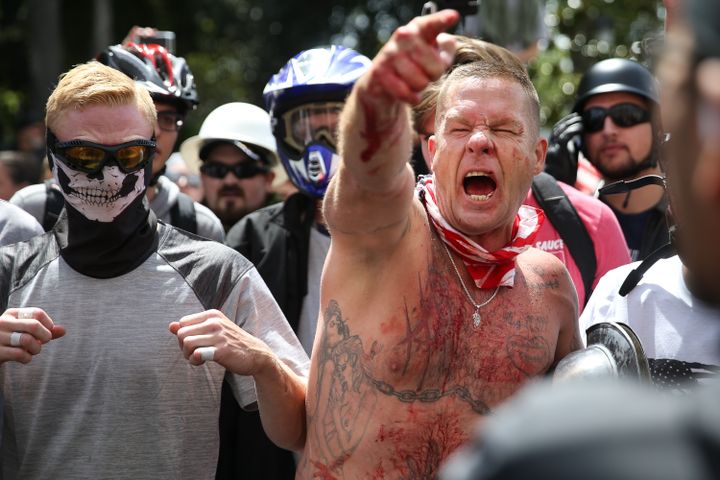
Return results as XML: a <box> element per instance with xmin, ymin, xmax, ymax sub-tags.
<box><xmin>265</xmin><ymin>170</ymin><xmax>276</xmax><ymax>187</ymax></box>
<box><xmin>533</xmin><ymin>136</ymin><xmax>548</xmax><ymax>175</ymax></box>
<box><xmin>428</xmin><ymin>134</ymin><xmax>437</xmax><ymax>170</ymax></box>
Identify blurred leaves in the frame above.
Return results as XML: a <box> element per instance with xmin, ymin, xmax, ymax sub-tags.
<box><xmin>529</xmin><ymin>0</ymin><xmax>663</xmax><ymax>129</ymax></box>
<box><xmin>0</xmin><ymin>0</ymin><xmax>664</xmax><ymax>146</ymax></box>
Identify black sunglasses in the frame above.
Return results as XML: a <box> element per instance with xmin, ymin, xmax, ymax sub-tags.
<box><xmin>157</xmin><ymin>111</ymin><xmax>185</xmax><ymax>132</ymax></box>
<box><xmin>200</xmin><ymin>162</ymin><xmax>269</xmax><ymax>179</ymax></box>
<box><xmin>47</xmin><ymin>130</ymin><xmax>156</xmax><ymax>174</ymax></box>
<box><xmin>582</xmin><ymin>103</ymin><xmax>651</xmax><ymax>133</ymax></box>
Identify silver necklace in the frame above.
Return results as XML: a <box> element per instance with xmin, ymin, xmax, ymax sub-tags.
<box><xmin>440</xmin><ymin>240</ymin><xmax>500</xmax><ymax>328</ymax></box>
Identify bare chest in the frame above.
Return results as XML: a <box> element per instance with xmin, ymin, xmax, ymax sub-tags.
<box><xmin>302</xmin><ymin>248</ymin><xmax>561</xmax><ymax>479</ymax></box>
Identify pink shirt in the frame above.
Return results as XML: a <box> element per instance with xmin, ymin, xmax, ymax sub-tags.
<box><xmin>525</xmin><ymin>181</ymin><xmax>631</xmax><ymax>310</ymax></box>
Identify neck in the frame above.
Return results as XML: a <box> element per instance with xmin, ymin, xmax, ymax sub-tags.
<box><xmin>602</xmin><ymin>167</ymin><xmax>665</xmax><ymax>214</ymax></box>
<box><xmin>55</xmin><ymin>195</ymin><xmax>159</xmax><ymax>278</ymax></box>
<box><xmin>466</xmin><ymin>224</ymin><xmax>514</xmax><ymax>253</ymax></box>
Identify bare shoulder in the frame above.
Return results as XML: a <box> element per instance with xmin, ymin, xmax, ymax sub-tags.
<box><xmin>517</xmin><ymin>247</ymin><xmax>574</xmax><ymax>289</ymax></box>
<box><xmin>516</xmin><ymin>247</ymin><xmax>578</xmax><ymax>323</ymax></box>
<box><xmin>517</xmin><ymin>247</ymin><xmax>581</xmax><ymax>358</ymax></box>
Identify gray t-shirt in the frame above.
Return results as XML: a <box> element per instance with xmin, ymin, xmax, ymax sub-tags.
<box><xmin>0</xmin><ymin>199</ymin><xmax>43</xmax><ymax>247</ymax></box>
<box><xmin>0</xmin><ymin>224</ymin><xmax>309</xmax><ymax>480</ymax></box>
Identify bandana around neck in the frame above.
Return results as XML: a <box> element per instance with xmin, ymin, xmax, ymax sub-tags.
<box><xmin>416</xmin><ymin>174</ymin><xmax>545</xmax><ymax>289</ymax></box>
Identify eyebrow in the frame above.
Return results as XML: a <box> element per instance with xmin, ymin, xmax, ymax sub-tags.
<box><xmin>443</xmin><ymin>112</ymin><xmax>524</xmax><ymax>131</ymax></box>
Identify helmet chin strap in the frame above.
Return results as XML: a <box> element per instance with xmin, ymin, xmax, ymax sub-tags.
<box><xmin>598</xmin><ymin>174</ymin><xmax>666</xmax><ymax>196</ymax></box>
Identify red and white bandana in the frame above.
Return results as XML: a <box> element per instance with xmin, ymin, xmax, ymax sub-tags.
<box><xmin>416</xmin><ymin>175</ymin><xmax>545</xmax><ymax>289</ymax></box>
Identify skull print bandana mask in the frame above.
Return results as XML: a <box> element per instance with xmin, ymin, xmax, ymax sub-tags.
<box><xmin>51</xmin><ymin>153</ymin><xmax>150</xmax><ymax>222</ymax></box>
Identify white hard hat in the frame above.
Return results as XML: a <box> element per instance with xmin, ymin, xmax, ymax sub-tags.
<box><xmin>180</xmin><ymin>102</ymin><xmax>279</xmax><ymax>174</ymax></box>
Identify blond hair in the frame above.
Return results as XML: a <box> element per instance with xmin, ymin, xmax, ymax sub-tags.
<box><xmin>45</xmin><ymin>61</ymin><xmax>156</xmax><ymax>132</ymax></box>
<box><xmin>412</xmin><ymin>36</ymin><xmax>540</xmax><ymax>136</ymax></box>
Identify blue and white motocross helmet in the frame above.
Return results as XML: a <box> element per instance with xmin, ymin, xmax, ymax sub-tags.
<box><xmin>263</xmin><ymin>45</ymin><xmax>371</xmax><ymax>198</ymax></box>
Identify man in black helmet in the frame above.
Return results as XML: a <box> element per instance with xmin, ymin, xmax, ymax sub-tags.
<box><xmin>10</xmin><ymin>38</ymin><xmax>225</xmax><ymax>242</ymax></box>
<box><xmin>545</xmin><ymin>58</ymin><xmax>670</xmax><ymax>261</ymax></box>
<box><xmin>577</xmin><ymin>0</ymin><xmax>720</xmax><ymax>391</ymax></box>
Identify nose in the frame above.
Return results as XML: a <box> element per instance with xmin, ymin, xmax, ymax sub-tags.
<box><xmin>223</xmin><ymin>169</ymin><xmax>248</xmax><ymax>183</ymax></box>
<box><xmin>602</xmin><ymin>114</ymin><xmax>620</xmax><ymax>134</ymax></box>
<box><xmin>466</xmin><ymin>129</ymin><xmax>494</xmax><ymax>156</ymax></box>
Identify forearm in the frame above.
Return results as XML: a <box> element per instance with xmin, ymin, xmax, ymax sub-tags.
<box><xmin>324</xmin><ymin>9</ymin><xmax>458</xmax><ymax>245</ymax></box>
<box><xmin>254</xmin><ymin>352</ymin><xmax>308</xmax><ymax>451</ymax></box>
<box><xmin>324</xmin><ymin>82</ymin><xmax>416</xmax><ymax>237</ymax></box>
<box><xmin>339</xmin><ymin>81</ymin><xmax>414</xmax><ymax>193</ymax></box>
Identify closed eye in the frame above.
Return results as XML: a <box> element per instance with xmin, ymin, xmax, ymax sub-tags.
<box><xmin>492</xmin><ymin>121</ymin><xmax>523</xmax><ymax>135</ymax></box>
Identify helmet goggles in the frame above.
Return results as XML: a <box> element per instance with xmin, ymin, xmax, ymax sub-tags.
<box><xmin>47</xmin><ymin>130</ymin><xmax>156</xmax><ymax>174</ymax></box>
<box><xmin>281</xmin><ymin>101</ymin><xmax>344</xmax><ymax>154</ymax></box>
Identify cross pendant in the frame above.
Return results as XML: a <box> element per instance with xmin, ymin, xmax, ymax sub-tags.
<box><xmin>472</xmin><ymin>310</ymin><xmax>481</xmax><ymax>328</ymax></box>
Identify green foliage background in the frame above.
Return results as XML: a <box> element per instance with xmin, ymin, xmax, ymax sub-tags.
<box><xmin>0</xmin><ymin>0</ymin><xmax>664</xmax><ymax>147</ymax></box>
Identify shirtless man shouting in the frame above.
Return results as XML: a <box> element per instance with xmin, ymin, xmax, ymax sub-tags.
<box><xmin>298</xmin><ymin>10</ymin><xmax>581</xmax><ymax>479</ymax></box>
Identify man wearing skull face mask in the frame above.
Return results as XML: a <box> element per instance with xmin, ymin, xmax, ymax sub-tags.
<box><xmin>10</xmin><ymin>40</ymin><xmax>225</xmax><ymax>242</ymax></box>
<box><xmin>0</xmin><ymin>62</ymin><xmax>309</xmax><ymax>479</ymax></box>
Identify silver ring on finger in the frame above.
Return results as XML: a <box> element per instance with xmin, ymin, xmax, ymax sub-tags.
<box><xmin>10</xmin><ymin>332</ymin><xmax>23</xmax><ymax>347</ymax></box>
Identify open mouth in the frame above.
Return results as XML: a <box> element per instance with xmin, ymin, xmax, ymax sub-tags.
<box><xmin>463</xmin><ymin>172</ymin><xmax>497</xmax><ymax>201</ymax></box>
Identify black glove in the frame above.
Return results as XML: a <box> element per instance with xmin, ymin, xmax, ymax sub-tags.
<box><xmin>544</xmin><ymin>112</ymin><xmax>583</xmax><ymax>186</ymax></box>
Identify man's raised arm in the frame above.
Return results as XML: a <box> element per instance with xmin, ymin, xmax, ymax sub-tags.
<box><xmin>323</xmin><ymin>10</ymin><xmax>458</xmax><ymax>249</ymax></box>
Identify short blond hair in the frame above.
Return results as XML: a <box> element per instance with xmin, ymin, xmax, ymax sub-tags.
<box><xmin>45</xmin><ymin>61</ymin><xmax>156</xmax><ymax>132</ymax></box>
<box><xmin>412</xmin><ymin>36</ymin><xmax>540</xmax><ymax>136</ymax></box>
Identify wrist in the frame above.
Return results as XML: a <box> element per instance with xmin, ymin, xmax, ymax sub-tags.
<box><xmin>252</xmin><ymin>350</ymin><xmax>279</xmax><ymax>379</ymax></box>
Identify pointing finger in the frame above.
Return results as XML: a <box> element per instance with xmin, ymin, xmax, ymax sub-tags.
<box><xmin>415</xmin><ymin>9</ymin><xmax>460</xmax><ymax>44</ymax></box>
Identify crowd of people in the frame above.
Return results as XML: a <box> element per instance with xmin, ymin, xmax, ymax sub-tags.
<box><xmin>0</xmin><ymin>0</ymin><xmax>718</xmax><ymax>478</ymax></box>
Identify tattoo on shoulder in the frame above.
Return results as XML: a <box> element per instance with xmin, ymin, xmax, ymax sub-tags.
<box><xmin>525</xmin><ymin>263</ymin><xmax>562</xmax><ymax>290</ymax></box>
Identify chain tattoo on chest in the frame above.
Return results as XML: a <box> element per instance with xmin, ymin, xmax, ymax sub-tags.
<box><xmin>304</xmin><ymin>252</ymin><xmax>559</xmax><ymax>479</ymax></box>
